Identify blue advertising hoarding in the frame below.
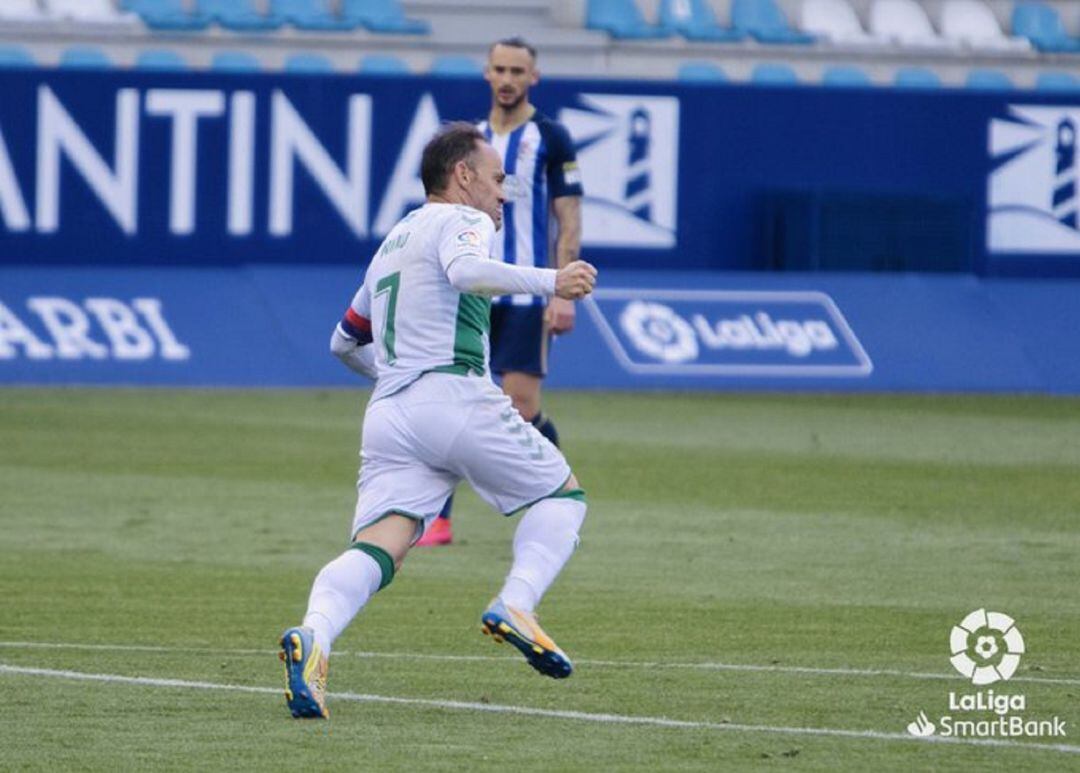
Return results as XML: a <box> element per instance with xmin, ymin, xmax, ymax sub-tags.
<box><xmin>1</xmin><ymin>69</ymin><xmax>1080</xmax><ymax>275</ymax></box>
<box><xmin>2</xmin><ymin>267</ymin><xmax>1078</xmax><ymax>393</ymax></box>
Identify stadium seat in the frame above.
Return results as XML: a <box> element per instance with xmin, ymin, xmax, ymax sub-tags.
<box><xmin>822</xmin><ymin>65</ymin><xmax>872</xmax><ymax>86</ymax></box>
<box><xmin>271</xmin><ymin>0</ymin><xmax>355</xmax><ymax>31</ymax></box>
<box><xmin>1012</xmin><ymin>2</ymin><xmax>1080</xmax><ymax>52</ymax></box>
<box><xmin>678</xmin><ymin>61</ymin><xmax>727</xmax><ymax>81</ymax></box>
<box><xmin>197</xmin><ymin>0</ymin><xmax>283</xmax><ymax>31</ymax></box>
<box><xmin>939</xmin><ymin>0</ymin><xmax>1030</xmax><ymax>51</ymax></box>
<box><xmin>801</xmin><ymin>0</ymin><xmax>886</xmax><ymax>45</ymax></box>
<box><xmin>870</xmin><ymin>0</ymin><xmax>960</xmax><ymax>48</ymax></box>
<box><xmin>430</xmin><ymin>55</ymin><xmax>482</xmax><ymax>76</ymax></box>
<box><xmin>659</xmin><ymin>0</ymin><xmax>743</xmax><ymax>42</ymax></box>
<box><xmin>965</xmin><ymin>68</ymin><xmax>1014</xmax><ymax>89</ymax></box>
<box><xmin>340</xmin><ymin>0</ymin><xmax>429</xmax><ymax>34</ymax></box>
<box><xmin>359</xmin><ymin>54</ymin><xmax>410</xmax><ymax>74</ymax></box>
<box><xmin>1036</xmin><ymin>71</ymin><xmax>1080</xmax><ymax>91</ymax></box>
<box><xmin>0</xmin><ymin>0</ymin><xmax>46</xmax><ymax>22</ymax></box>
<box><xmin>732</xmin><ymin>0</ymin><xmax>815</xmax><ymax>44</ymax></box>
<box><xmin>893</xmin><ymin>66</ymin><xmax>942</xmax><ymax>87</ymax></box>
<box><xmin>752</xmin><ymin>63</ymin><xmax>800</xmax><ymax>84</ymax></box>
<box><xmin>135</xmin><ymin>49</ymin><xmax>187</xmax><ymax>70</ymax></box>
<box><xmin>59</xmin><ymin>46</ymin><xmax>112</xmax><ymax>69</ymax></box>
<box><xmin>211</xmin><ymin>51</ymin><xmax>262</xmax><ymax>71</ymax></box>
<box><xmin>124</xmin><ymin>0</ymin><xmax>210</xmax><ymax>30</ymax></box>
<box><xmin>285</xmin><ymin>53</ymin><xmax>334</xmax><ymax>72</ymax></box>
<box><xmin>0</xmin><ymin>45</ymin><xmax>35</xmax><ymax>68</ymax></box>
<box><xmin>44</xmin><ymin>0</ymin><xmax>137</xmax><ymax>24</ymax></box>
<box><xmin>586</xmin><ymin>0</ymin><xmax>670</xmax><ymax>39</ymax></box>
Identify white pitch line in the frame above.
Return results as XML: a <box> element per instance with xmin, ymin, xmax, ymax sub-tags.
<box><xmin>1</xmin><ymin>640</ymin><xmax>1079</xmax><ymax>687</ymax></box>
<box><xmin>0</xmin><ymin>663</ymin><xmax>1077</xmax><ymax>756</ymax></box>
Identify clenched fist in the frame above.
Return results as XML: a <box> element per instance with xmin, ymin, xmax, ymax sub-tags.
<box><xmin>554</xmin><ymin>260</ymin><xmax>598</xmax><ymax>300</ymax></box>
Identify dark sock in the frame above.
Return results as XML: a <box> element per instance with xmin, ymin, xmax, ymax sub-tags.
<box><xmin>531</xmin><ymin>412</ymin><xmax>560</xmax><ymax>448</ymax></box>
<box><xmin>437</xmin><ymin>494</ymin><xmax>453</xmax><ymax>521</ymax></box>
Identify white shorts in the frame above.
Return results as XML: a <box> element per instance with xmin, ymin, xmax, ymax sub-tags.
<box><xmin>350</xmin><ymin>372</ymin><xmax>572</xmax><ymax>540</ymax></box>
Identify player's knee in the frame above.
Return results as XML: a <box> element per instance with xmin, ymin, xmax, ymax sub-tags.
<box><xmin>555</xmin><ymin>475</ymin><xmax>587</xmax><ymax>518</ymax></box>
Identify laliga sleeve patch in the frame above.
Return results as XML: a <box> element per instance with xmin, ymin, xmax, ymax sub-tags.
<box><xmin>456</xmin><ymin>230</ymin><xmax>482</xmax><ymax>247</ymax></box>
<box><xmin>562</xmin><ymin>162</ymin><xmax>582</xmax><ymax>188</ymax></box>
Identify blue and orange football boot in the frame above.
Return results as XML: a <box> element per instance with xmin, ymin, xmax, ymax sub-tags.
<box><xmin>481</xmin><ymin>598</ymin><xmax>573</xmax><ymax>679</ymax></box>
<box><xmin>279</xmin><ymin>626</ymin><xmax>329</xmax><ymax>718</ymax></box>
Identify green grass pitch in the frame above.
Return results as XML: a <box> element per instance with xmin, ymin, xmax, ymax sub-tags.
<box><xmin>1</xmin><ymin>388</ymin><xmax>1079</xmax><ymax>770</ymax></box>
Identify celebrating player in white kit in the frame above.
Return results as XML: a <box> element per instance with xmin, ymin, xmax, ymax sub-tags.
<box><xmin>279</xmin><ymin>122</ymin><xmax>598</xmax><ymax>719</ymax></box>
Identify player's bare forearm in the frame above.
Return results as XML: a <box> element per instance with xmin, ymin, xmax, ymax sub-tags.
<box><xmin>552</xmin><ymin>196</ymin><xmax>582</xmax><ymax>269</ymax></box>
<box><xmin>549</xmin><ymin>196</ymin><xmax>583</xmax><ymax>333</ymax></box>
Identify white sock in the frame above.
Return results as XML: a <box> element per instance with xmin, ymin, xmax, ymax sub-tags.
<box><xmin>302</xmin><ymin>549</ymin><xmax>383</xmax><ymax>655</ymax></box>
<box><xmin>499</xmin><ymin>497</ymin><xmax>587</xmax><ymax>613</ymax></box>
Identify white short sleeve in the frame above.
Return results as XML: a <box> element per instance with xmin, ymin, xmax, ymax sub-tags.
<box><xmin>437</xmin><ymin>208</ymin><xmax>497</xmax><ymax>275</ymax></box>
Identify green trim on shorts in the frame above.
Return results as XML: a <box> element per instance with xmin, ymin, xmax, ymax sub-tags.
<box><xmin>551</xmin><ymin>488</ymin><xmax>587</xmax><ymax>503</ymax></box>
<box><xmin>502</xmin><ymin>472</ymin><xmax>582</xmax><ymax>517</ymax></box>
<box><xmin>351</xmin><ymin>542</ymin><xmax>395</xmax><ymax>590</ymax></box>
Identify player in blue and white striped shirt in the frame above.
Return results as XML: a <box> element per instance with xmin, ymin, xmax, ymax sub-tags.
<box><xmin>419</xmin><ymin>37</ymin><xmax>583</xmax><ymax>547</ymax></box>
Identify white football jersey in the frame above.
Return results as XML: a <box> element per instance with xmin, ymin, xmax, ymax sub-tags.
<box><xmin>350</xmin><ymin>203</ymin><xmax>497</xmax><ymax>402</ymax></box>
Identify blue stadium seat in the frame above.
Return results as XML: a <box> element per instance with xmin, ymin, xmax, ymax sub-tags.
<box><xmin>1012</xmin><ymin>2</ymin><xmax>1080</xmax><ymax>53</ymax></box>
<box><xmin>894</xmin><ymin>67</ymin><xmax>942</xmax><ymax>88</ymax></box>
<box><xmin>732</xmin><ymin>0</ymin><xmax>815</xmax><ymax>44</ymax></box>
<box><xmin>284</xmin><ymin>53</ymin><xmax>334</xmax><ymax>72</ymax></box>
<box><xmin>271</xmin><ymin>0</ymin><xmax>355</xmax><ymax>31</ymax></box>
<box><xmin>430</xmin><ymin>55</ymin><xmax>482</xmax><ymax>76</ymax></box>
<box><xmin>822</xmin><ymin>65</ymin><xmax>871</xmax><ymax>87</ymax></box>
<box><xmin>211</xmin><ymin>51</ymin><xmax>262</xmax><ymax>72</ymax></box>
<box><xmin>1036</xmin><ymin>71</ymin><xmax>1080</xmax><ymax>91</ymax></box>
<box><xmin>678</xmin><ymin>61</ymin><xmax>727</xmax><ymax>81</ymax></box>
<box><xmin>59</xmin><ymin>46</ymin><xmax>112</xmax><ymax>69</ymax></box>
<box><xmin>341</xmin><ymin>0</ymin><xmax>429</xmax><ymax>34</ymax></box>
<box><xmin>752</xmin><ymin>63</ymin><xmax>800</xmax><ymax>84</ymax></box>
<box><xmin>0</xmin><ymin>45</ymin><xmax>35</xmax><ymax>69</ymax></box>
<box><xmin>123</xmin><ymin>0</ymin><xmax>210</xmax><ymax>30</ymax></box>
<box><xmin>587</xmin><ymin>0</ymin><xmax>670</xmax><ymax>39</ymax></box>
<box><xmin>197</xmin><ymin>0</ymin><xmax>283</xmax><ymax>31</ymax></box>
<box><xmin>659</xmin><ymin>0</ymin><xmax>743</xmax><ymax>41</ymax></box>
<box><xmin>359</xmin><ymin>54</ymin><xmax>410</xmax><ymax>74</ymax></box>
<box><xmin>135</xmin><ymin>49</ymin><xmax>188</xmax><ymax>70</ymax></box>
<box><xmin>966</xmin><ymin>68</ymin><xmax>1014</xmax><ymax>90</ymax></box>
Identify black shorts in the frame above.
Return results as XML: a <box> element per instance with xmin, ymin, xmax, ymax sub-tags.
<box><xmin>489</xmin><ymin>304</ymin><xmax>549</xmax><ymax>377</ymax></box>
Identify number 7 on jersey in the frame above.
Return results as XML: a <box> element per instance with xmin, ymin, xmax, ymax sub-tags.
<box><xmin>375</xmin><ymin>271</ymin><xmax>401</xmax><ymax>364</ymax></box>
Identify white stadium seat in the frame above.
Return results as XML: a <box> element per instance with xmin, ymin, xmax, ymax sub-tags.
<box><xmin>801</xmin><ymin>0</ymin><xmax>888</xmax><ymax>46</ymax></box>
<box><xmin>43</xmin><ymin>0</ymin><xmax>136</xmax><ymax>24</ymax></box>
<box><xmin>0</xmin><ymin>0</ymin><xmax>46</xmax><ymax>22</ymax></box>
<box><xmin>939</xmin><ymin>0</ymin><xmax>1031</xmax><ymax>51</ymax></box>
<box><xmin>869</xmin><ymin>0</ymin><xmax>960</xmax><ymax>49</ymax></box>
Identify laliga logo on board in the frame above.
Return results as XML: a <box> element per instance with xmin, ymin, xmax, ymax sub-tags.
<box><xmin>619</xmin><ymin>301</ymin><xmax>698</xmax><ymax>363</ymax></box>
<box><xmin>586</xmin><ymin>289</ymin><xmax>873</xmax><ymax>377</ymax></box>
<box><xmin>949</xmin><ymin>608</ymin><xmax>1025</xmax><ymax>686</ymax></box>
